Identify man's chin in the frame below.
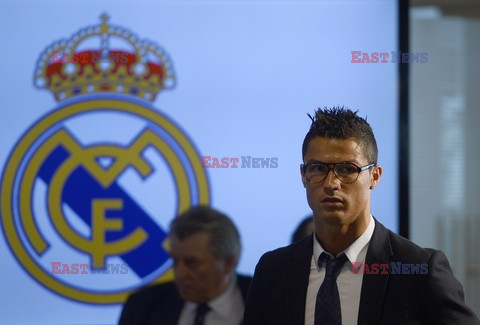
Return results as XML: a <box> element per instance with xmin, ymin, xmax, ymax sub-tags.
<box><xmin>317</xmin><ymin>212</ymin><xmax>345</xmax><ymax>225</ymax></box>
<box><xmin>178</xmin><ymin>288</ymin><xmax>206</xmax><ymax>303</ymax></box>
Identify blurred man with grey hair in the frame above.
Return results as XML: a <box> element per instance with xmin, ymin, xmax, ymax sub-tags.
<box><xmin>119</xmin><ymin>206</ymin><xmax>251</xmax><ymax>325</ymax></box>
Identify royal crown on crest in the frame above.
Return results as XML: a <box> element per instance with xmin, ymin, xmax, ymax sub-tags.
<box><xmin>34</xmin><ymin>14</ymin><xmax>175</xmax><ymax>102</ymax></box>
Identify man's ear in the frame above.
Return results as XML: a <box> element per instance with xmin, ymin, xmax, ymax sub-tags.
<box><xmin>300</xmin><ymin>164</ymin><xmax>307</xmax><ymax>188</ymax></box>
<box><xmin>370</xmin><ymin>165</ymin><xmax>382</xmax><ymax>189</ymax></box>
<box><xmin>223</xmin><ymin>255</ymin><xmax>237</xmax><ymax>275</ymax></box>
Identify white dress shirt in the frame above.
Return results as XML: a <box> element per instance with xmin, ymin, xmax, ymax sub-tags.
<box><xmin>304</xmin><ymin>215</ymin><xmax>375</xmax><ymax>325</ymax></box>
<box><xmin>178</xmin><ymin>275</ymin><xmax>244</xmax><ymax>325</ymax></box>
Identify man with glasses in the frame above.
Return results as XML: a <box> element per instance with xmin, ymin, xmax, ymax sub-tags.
<box><xmin>243</xmin><ymin>107</ymin><xmax>479</xmax><ymax>324</ymax></box>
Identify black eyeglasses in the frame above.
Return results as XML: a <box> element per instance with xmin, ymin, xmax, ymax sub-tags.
<box><xmin>301</xmin><ymin>162</ymin><xmax>376</xmax><ymax>184</ymax></box>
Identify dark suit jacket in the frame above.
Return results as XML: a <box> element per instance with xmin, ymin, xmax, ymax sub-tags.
<box><xmin>119</xmin><ymin>274</ymin><xmax>252</xmax><ymax>325</ymax></box>
<box><xmin>243</xmin><ymin>220</ymin><xmax>480</xmax><ymax>325</ymax></box>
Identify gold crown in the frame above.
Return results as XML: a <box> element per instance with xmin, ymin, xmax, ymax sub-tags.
<box><xmin>34</xmin><ymin>14</ymin><xmax>175</xmax><ymax>102</ymax></box>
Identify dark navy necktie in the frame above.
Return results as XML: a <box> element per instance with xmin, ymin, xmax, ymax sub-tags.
<box><xmin>315</xmin><ymin>252</ymin><xmax>348</xmax><ymax>325</ymax></box>
<box><xmin>193</xmin><ymin>303</ymin><xmax>211</xmax><ymax>325</ymax></box>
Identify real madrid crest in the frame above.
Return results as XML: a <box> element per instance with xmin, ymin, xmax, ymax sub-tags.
<box><xmin>0</xmin><ymin>14</ymin><xmax>210</xmax><ymax>304</ymax></box>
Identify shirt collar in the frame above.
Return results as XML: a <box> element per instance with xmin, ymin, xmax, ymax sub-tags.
<box><xmin>207</xmin><ymin>274</ymin><xmax>237</xmax><ymax>318</ymax></box>
<box><xmin>183</xmin><ymin>274</ymin><xmax>237</xmax><ymax>319</ymax></box>
<box><xmin>313</xmin><ymin>215</ymin><xmax>375</xmax><ymax>270</ymax></box>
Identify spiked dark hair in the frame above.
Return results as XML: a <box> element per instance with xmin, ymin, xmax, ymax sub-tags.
<box><xmin>302</xmin><ymin>106</ymin><xmax>378</xmax><ymax>164</ymax></box>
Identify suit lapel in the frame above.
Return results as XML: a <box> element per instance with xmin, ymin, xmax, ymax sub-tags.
<box><xmin>147</xmin><ymin>275</ymin><xmax>250</xmax><ymax>325</ymax></box>
<box><xmin>147</xmin><ymin>284</ymin><xmax>184</xmax><ymax>325</ymax></box>
<box><xmin>236</xmin><ymin>274</ymin><xmax>252</xmax><ymax>302</ymax></box>
<box><xmin>357</xmin><ymin>219</ymin><xmax>393</xmax><ymax>325</ymax></box>
<box><xmin>285</xmin><ymin>235</ymin><xmax>313</xmax><ymax>325</ymax></box>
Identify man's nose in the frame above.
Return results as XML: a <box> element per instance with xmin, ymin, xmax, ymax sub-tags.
<box><xmin>323</xmin><ymin>169</ymin><xmax>341</xmax><ymax>189</ymax></box>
